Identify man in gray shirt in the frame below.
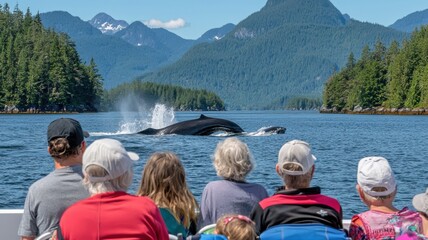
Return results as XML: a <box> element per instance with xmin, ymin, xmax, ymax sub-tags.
<box><xmin>18</xmin><ymin>118</ymin><xmax>90</xmax><ymax>240</ymax></box>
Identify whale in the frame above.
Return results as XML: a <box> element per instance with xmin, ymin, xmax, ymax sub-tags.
<box><xmin>137</xmin><ymin>114</ymin><xmax>286</xmax><ymax>136</ymax></box>
<box><xmin>138</xmin><ymin>114</ymin><xmax>245</xmax><ymax>136</ymax></box>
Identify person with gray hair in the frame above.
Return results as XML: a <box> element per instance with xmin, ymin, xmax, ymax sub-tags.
<box><xmin>200</xmin><ymin>137</ymin><xmax>268</xmax><ymax>227</ymax></box>
<box><xmin>55</xmin><ymin>138</ymin><xmax>169</xmax><ymax>240</ymax></box>
<box><xmin>18</xmin><ymin>118</ymin><xmax>90</xmax><ymax>240</ymax></box>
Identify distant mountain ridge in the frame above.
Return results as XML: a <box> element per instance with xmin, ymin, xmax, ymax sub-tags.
<box><xmin>390</xmin><ymin>9</ymin><xmax>428</xmax><ymax>32</ymax></box>
<box><xmin>40</xmin><ymin>11</ymin><xmax>234</xmax><ymax>89</ymax></box>
<box><xmin>38</xmin><ymin>1</ymin><xmax>428</xmax><ymax>109</ymax></box>
<box><xmin>137</xmin><ymin>0</ymin><xmax>408</xmax><ymax>109</ymax></box>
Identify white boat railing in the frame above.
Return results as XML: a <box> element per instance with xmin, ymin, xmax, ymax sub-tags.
<box><xmin>0</xmin><ymin>209</ymin><xmax>351</xmax><ymax>240</ymax></box>
<box><xmin>0</xmin><ymin>209</ymin><xmax>24</xmax><ymax>240</ymax></box>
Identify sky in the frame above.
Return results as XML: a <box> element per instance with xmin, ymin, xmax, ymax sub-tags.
<box><xmin>1</xmin><ymin>0</ymin><xmax>428</xmax><ymax>40</ymax></box>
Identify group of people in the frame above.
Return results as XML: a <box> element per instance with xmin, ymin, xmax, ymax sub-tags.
<box><xmin>17</xmin><ymin>117</ymin><xmax>428</xmax><ymax>240</ymax></box>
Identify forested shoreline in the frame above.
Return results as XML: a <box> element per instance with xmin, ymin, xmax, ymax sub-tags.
<box><xmin>0</xmin><ymin>5</ymin><xmax>103</xmax><ymax>113</ymax></box>
<box><xmin>102</xmin><ymin>81</ymin><xmax>225</xmax><ymax>111</ymax></box>
<box><xmin>322</xmin><ymin>25</ymin><xmax>428</xmax><ymax>115</ymax></box>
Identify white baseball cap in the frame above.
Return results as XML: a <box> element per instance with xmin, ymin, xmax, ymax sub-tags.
<box><xmin>83</xmin><ymin>138</ymin><xmax>139</xmax><ymax>183</ymax></box>
<box><xmin>278</xmin><ymin>140</ymin><xmax>316</xmax><ymax>176</ymax></box>
<box><xmin>413</xmin><ymin>188</ymin><xmax>428</xmax><ymax>215</ymax></box>
<box><xmin>357</xmin><ymin>156</ymin><xmax>396</xmax><ymax>197</ymax></box>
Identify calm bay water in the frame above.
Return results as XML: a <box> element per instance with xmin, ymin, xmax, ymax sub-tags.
<box><xmin>0</xmin><ymin>110</ymin><xmax>427</xmax><ymax>219</ymax></box>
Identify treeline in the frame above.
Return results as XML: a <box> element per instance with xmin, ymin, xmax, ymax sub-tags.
<box><xmin>266</xmin><ymin>96</ymin><xmax>322</xmax><ymax>110</ymax></box>
<box><xmin>323</xmin><ymin>25</ymin><xmax>428</xmax><ymax>112</ymax></box>
<box><xmin>0</xmin><ymin>5</ymin><xmax>103</xmax><ymax>112</ymax></box>
<box><xmin>102</xmin><ymin>81</ymin><xmax>225</xmax><ymax>111</ymax></box>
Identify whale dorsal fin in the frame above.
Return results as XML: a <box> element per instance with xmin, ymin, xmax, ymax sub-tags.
<box><xmin>199</xmin><ymin>114</ymin><xmax>208</xmax><ymax>119</ymax></box>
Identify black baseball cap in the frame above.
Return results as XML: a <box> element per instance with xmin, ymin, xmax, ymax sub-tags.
<box><xmin>47</xmin><ymin>118</ymin><xmax>89</xmax><ymax>148</ymax></box>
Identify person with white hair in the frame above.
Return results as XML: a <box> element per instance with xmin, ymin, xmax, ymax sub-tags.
<box><xmin>55</xmin><ymin>138</ymin><xmax>169</xmax><ymax>240</ymax></box>
<box><xmin>349</xmin><ymin>156</ymin><xmax>422</xmax><ymax>240</ymax></box>
<box><xmin>200</xmin><ymin>137</ymin><xmax>269</xmax><ymax>227</ymax></box>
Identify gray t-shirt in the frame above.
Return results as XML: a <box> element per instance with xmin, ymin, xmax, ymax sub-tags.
<box><xmin>200</xmin><ymin>179</ymin><xmax>269</xmax><ymax>227</ymax></box>
<box><xmin>18</xmin><ymin>165</ymin><xmax>89</xmax><ymax>237</ymax></box>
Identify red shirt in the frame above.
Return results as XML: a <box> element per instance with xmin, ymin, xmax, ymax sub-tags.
<box><xmin>59</xmin><ymin>191</ymin><xmax>169</xmax><ymax>240</ymax></box>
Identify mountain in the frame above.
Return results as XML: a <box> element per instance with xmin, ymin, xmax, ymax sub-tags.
<box><xmin>89</xmin><ymin>12</ymin><xmax>129</xmax><ymax>35</ymax></box>
<box><xmin>137</xmin><ymin>0</ymin><xmax>408</xmax><ymax>109</ymax></box>
<box><xmin>40</xmin><ymin>11</ymin><xmax>168</xmax><ymax>89</ymax></box>
<box><xmin>389</xmin><ymin>9</ymin><xmax>428</xmax><ymax>33</ymax></box>
<box><xmin>40</xmin><ymin>11</ymin><xmax>231</xmax><ymax>89</ymax></box>
<box><xmin>113</xmin><ymin>21</ymin><xmax>194</xmax><ymax>63</ymax></box>
<box><xmin>197</xmin><ymin>23</ymin><xmax>235</xmax><ymax>42</ymax></box>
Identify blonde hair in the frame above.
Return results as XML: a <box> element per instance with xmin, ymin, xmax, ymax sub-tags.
<box><xmin>215</xmin><ymin>214</ymin><xmax>257</xmax><ymax>240</ymax></box>
<box><xmin>280</xmin><ymin>163</ymin><xmax>313</xmax><ymax>189</ymax></box>
<box><xmin>213</xmin><ymin>137</ymin><xmax>254</xmax><ymax>182</ymax></box>
<box><xmin>137</xmin><ymin>152</ymin><xmax>198</xmax><ymax>228</ymax></box>
<box><xmin>83</xmin><ymin>165</ymin><xmax>133</xmax><ymax>195</ymax></box>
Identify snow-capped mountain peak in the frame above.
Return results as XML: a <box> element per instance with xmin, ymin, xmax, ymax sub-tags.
<box><xmin>89</xmin><ymin>12</ymin><xmax>129</xmax><ymax>35</ymax></box>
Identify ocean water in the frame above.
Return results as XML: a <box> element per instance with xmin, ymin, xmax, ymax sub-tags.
<box><xmin>0</xmin><ymin>109</ymin><xmax>427</xmax><ymax>219</ymax></box>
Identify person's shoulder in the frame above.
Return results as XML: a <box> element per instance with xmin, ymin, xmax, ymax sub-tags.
<box><xmin>129</xmin><ymin>194</ymin><xmax>157</xmax><ymax>206</ymax></box>
<box><xmin>398</xmin><ymin>207</ymin><xmax>420</xmax><ymax>216</ymax></box>
<box><xmin>351</xmin><ymin>213</ymin><xmax>363</xmax><ymax>225</ymax></box>
<box><xmin>61</xmin><ymin>197</ymin><xmax>89</xmax><ymax>217</ymax></box>
<box><xmin>318</xmin><ymin>193</ymin><xmax>342</xmax><ymax>205</ymax></box>
<box><xmin>204</xmin><ymin>180</ymin><xmax>228</xmax><ymax>189</ymax></box>
<box><xmin>27</xmin><ymin>172</ymin><xmax>55</xmax><ymax>192</ymax></box>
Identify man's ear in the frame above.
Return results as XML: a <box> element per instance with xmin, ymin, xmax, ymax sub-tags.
<box><xmin>81</xmin><ymin>141</ymin><xmax>87</xmax><ymax>153</ymax></box>
<box><xmin>47</xmin><ymin>146</ymin><xmax>52</xmax><ymax>155</ymax></box>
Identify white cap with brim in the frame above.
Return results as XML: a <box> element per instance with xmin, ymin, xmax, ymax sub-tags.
<box><xmin>357</xmin><ymin>156</ymin><xmax>396</xmax><ymax>197</ymax></box>
<box><xmin>413</xmin><ymin>188</ymin><xmax>428</xmax><ymax>214</ymax></box>
<box><xmin>83</xmin><ymin>138</ymin><xmax>139</xmax><ymax>183</ymax></box>
<box><xmin>278</xmin><ymin>140</ymin><xmax>316</xmax><ymax>176</ymax></box>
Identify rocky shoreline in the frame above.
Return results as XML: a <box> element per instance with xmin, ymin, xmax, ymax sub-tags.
<box><xmin>320</xmin><ymin>106</ymin><xmax>428</xmax><ymax>115</ymax></box>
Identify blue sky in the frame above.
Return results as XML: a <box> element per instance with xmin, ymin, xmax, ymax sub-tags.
<box><xmin>2</xmin><ymin>0</ymin><xmax>428</xmax><ymax>39</ymax></box>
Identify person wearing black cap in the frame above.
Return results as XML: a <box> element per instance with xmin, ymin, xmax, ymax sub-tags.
<box><xmin>18</xmin><ymin>118</ymin><xmax>90</xmax><ymax>240</ymax></box>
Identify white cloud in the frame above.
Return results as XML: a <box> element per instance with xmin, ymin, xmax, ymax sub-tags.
<box><xmin>144</xmin><ymin>18</ymin><xmax>186</xmax><ymax>29</ymax></box>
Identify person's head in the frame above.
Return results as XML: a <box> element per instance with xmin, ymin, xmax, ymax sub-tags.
<box><xmin>82</xmin><ymin>138</ymin><xmax>139</xmax><ymax>195</ymax></box>
<box><xmin>356</xmin><ymin>156</ymin><xmax>397</xmax><ymax>205</ymax></box>
<box><xmin>213</xmin><ymin>137</ymin><xmax>254</xmax><ymax>182</ymax></box>
<box><xmin>412</xmin><ymin>188</ymin><xmax>428</xmax><ymax>222</ymax></box>
<box><xmin>215</xmin><ymin>214</ymin><xmax>257</xmax><ymax>240</ymax></box>
<box><xmin>276</xmin><ymin>140</ymin><xmax>316</xmax><ymax>189</ymax></box>
<box><xmin>137</xmin><ymin>152</ymin><xmax>198</xmax><ymax>227</ymax></box>
<box><xmin>47</xmin><ymin>118</ymin><xmax>88</xmax><ymax>163</ymax></box>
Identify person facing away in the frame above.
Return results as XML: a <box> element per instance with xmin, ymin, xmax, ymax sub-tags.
<box><xmin>18</xmin><ymin>118</ymin><xmax>90</xmax><ymax>240</ymax></box>
<box><xmin>200</xmin><ymin>137</ymin><xmax>269</xmax><ymax>227</ymax></box>
<box><xmin>137</xmin><ymin>152</ymin><xmax>199</xmax><ymax>238</ymax></box>
<box><xmin>397</xmin><ymin>188</ymin><xmax>428</xmax><ymax>240</ymax></box>
<box><xmin>215</xmin><ymin>214</ymin><xmax>258</xmax><ymax>240</ymax></box>
<box><xmin>250</xmin><ymin>139</ymin><xmax>343</xmax><ymax>235</ymax></box>
<box><xmin>349</xmin><ymin>156</ymin><xmax>422</xmax><ymax>240</ymax></box>
<box><xmin>56</xmin><ymin>138</ymin><xmax>169</xmax><ymax>240</ymax></box>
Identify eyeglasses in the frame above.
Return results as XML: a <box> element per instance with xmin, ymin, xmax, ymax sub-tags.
<box><xmin>223</xmin><ymin>215</ymin><xmax>255</xmax><ymax>226</ymax></box>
